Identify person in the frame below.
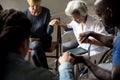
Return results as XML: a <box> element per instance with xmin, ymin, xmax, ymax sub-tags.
<box><xmin>0</xmin><ymin>4</ymin><xmax>3</xmax><ymax>11</ymax></box>
<box><xmin>0</xmin><ymin>9</ymin><xmax>76</xmax><ymax>80</ymax></box>
<box><xmin>23</xmin><ymin>0</ymin><xmax>55</xmax><ymax>69</ymax></box>
<box><xmin>50</xmin><ymin>0</ymin><xmax>109</xmax><ymax>64</ymax></box>
<box><xmin>68</xmin><ymin>0</ymin><xmax>120</xmax><ymax>79</ymax></box>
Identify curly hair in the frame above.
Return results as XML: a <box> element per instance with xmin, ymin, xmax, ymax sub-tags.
<box><xmin>0</xmin><ymin>9</ymin><xmax>32</xmax><ymax>52</ymax></box>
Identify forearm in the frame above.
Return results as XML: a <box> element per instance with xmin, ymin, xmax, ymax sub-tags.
<box><xmin>91</xmin><ymin>32</ymin><xmax>114</xmax><ymax>48</ymax></box>
<box><xmin>47</xmin><ymin>25</ymin><xmax>54</xmax><ymax>35</ymax></box>
<box><xmin>88</xmin><ymin>38</ymin><xmax>106</xmax><ymax>46</ymax></box>
<box><xmin>83</xmin><ymin>58</ymin><xmax>112</xmax><ymax>80</ymax></box>
<box><xmin>59</xmin><ymin>62</ymin><xmax>74</xmax><ymax>80</ymax></box>
<box><xmin>59</xmin><ymin>22</ymin><xmax>68</xmax><ymax>30</ymax></box>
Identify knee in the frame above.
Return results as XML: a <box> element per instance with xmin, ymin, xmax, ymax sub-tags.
<box><xmin>29</xmin><ymin>41</ymin><xmax>42</xmax><ymax>50</ymax></box>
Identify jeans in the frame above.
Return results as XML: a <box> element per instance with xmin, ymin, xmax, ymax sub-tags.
<box><xmin>29</xmin><ymin>40</ymin><xmax>49</xmax><ymax>69</ymax></box>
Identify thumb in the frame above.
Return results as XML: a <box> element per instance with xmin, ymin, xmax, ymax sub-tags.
<box><xmin>70</xmin><ymin>53</ymin><xmax>80</xmax><ymax>64</ymax></box>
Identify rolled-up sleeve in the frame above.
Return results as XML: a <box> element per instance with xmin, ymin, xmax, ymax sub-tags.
<box><xmin>59</xmin><ymin>62</ymin><xmax>74</xmax><ymax>80</ymax></box>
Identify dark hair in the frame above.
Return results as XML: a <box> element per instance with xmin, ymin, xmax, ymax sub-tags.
<box><xmin>0</xmin><ymin>9</ymin><xmax>32</xmax><ymax>52</ymax></box>
<box><xmin>0</xmin><ymin>4</ymin><xmax>3</xmax><ymax>11</ymax></box>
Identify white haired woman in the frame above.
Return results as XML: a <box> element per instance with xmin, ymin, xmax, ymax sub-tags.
<box><xmin>50</xmin><ymin>0</ymin><xmax>110</xmax><ymax>64</ymax></box>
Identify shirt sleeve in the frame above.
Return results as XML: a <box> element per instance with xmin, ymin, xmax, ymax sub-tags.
<box><xmin>59</xmin><ymin>62</ymin><xmax>74</xmax><ymax>80</ymax></box>
<box><xmin>112</xmin><ymin>33</ymin><xmax>120</xmax><ymax>66</ymax></box>
<box><xmin>46</xmin><ymin>9</ymin><xmax>54</xmax><ymax>35</ymax></box>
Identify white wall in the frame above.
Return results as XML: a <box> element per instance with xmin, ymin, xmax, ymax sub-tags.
<box><xmin>0</xmin><ymin>0</ymin><xmax>96</xmax><ymax>41</ymax></box>
<box><xmin>0</xmin><ymin>0</ymin><xmax>95</xmax><ymax>22</ymax></box>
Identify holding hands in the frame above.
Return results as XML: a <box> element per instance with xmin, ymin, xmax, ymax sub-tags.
<box><xmin>59</xmin><ymin>51</ymin><xmax>75</xmax><ymax>65</ymax></box>
<box><xmin>59</xmin><ymin>51</ymin><xmax>85</xmax><ymax>65</ymax></box>
<box><xmin>49</xmin><ymin>18</ymin><xmax>61</xmax><ymax>26</ymax></box>
<box><xmin>49</xmin><ymin>18</ymin><xmax>67</xmax><ymax>29</ymax></box>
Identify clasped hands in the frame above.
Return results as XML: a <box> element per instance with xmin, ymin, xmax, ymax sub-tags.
<box><xmin>59</xmin><ymin>51</ymin><xmax>85</xmax><ymax>65</ymax></box>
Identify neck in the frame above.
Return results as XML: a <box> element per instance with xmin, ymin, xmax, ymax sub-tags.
<box><xmin>81</xmin><ymin>15</ymin><xmax>87</xmax><ymax>25</ymax></box>
<box><xmin>83</xmin><ymin>15</ymin><xmax>88</xmax><ymax>23</ymax></box>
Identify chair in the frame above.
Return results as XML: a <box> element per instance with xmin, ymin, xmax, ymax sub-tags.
<box><xmin>46</xmin><ymin>23</ymin><xmax>62</xmax><ymax>71</ymax></box>
<box><xmin>98</xmin><ymin>48</ymin><xmax>113</xmax><ymax>63</ymax></box>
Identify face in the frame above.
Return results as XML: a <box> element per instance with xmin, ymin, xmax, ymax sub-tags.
<box><xmin>28</xmin><ymin>1</ymin><xmax>41</xmax><ymax>16</ymax></box>
<box><xmin>94</xmin><ymin>0</ymin><xmax>113</xmax><ymax>27</ymax></box>
<box><xmin>71</xmin><ymin>13</ymin><xmax>85</xmax><ymax>23</ymax></box>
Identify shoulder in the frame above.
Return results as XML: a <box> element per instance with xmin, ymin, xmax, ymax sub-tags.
<box><xmin>28</xmin><ymin>67</ymin><xmax>58</xmax><ymax>80</ymax></box>
<box><xmin>88</xmin><ymin>15</ymin><xmax>103</xmax><ymax>27</ymax></box>
<box><xmin>23</xmin><ymin>8</ymin><xmax>29</xmax><ymax>14</ymax></box>
<box><xmin>42</xmin><ymin>7</ymin><xmax>50</xmax><ymax>12</ymax></box>
<box><xmin>17</xmin><ymin>62</ymin><xmax>58</xmax><ymax>80</ymax></box>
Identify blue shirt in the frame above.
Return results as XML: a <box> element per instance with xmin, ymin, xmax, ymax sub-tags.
<box><xmin>24</xmin><ymin>7</ymin><xmax>53</xmax><ymax>38</ymax></box>
<box><xmin>59</xmin><ymin>62</ymin><xmax>74</xmax><ymax>80</ymax></box>
<box><xmin>112</xmin><ymin>33</ymin><xmax>120</xmax><ymax>66</ymax></box>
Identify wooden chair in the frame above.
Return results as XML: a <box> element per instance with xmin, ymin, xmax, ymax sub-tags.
<box><xmin>46</xmin><ymin>23</ymin><xmax>61</xmax><ymax>71</ymax></box>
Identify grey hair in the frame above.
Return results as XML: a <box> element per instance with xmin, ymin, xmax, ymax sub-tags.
<box><xmin>65</xmin><ymin>0</ymin><xmax>88</xmax><ymax>17</ymax></box>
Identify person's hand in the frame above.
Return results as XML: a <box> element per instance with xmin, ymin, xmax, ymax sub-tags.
<box><xmin>59</xmin><ymin>51</ymin><xmax>75</xmax><ymax>65</ymax></box>
<box><xmin>49</xmin><ymin>18</ymin><xmax>60</xmax><ymax>26</ymax></box>
<box><xmin>70</xmin><ymin>54</ymin><xmax>85</xmax><ymax>64</ymax></box>
<box><xmin>78</xmin><ymin>31</ymin><xmax>93</xmax><ymax>43</ymax></box>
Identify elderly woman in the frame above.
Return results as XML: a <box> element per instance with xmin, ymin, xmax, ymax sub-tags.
<box><xmin>24</xmin><ymin>0</ymin><xmax>55</xmax><ymax>69</ymax></box>
<box><xmin>50</xmin><ymin>0</ymin><xmax>109</xmax><ymax>64</ymax></box>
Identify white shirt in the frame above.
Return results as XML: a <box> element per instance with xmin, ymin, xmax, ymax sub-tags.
<box><xmin>67</xmin><ymin>15</ymin><xmax>109</xmax><ymax>56</ymax></box>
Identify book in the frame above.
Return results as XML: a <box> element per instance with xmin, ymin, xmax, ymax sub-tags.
<box><xmin>67</xmin><ymin>47</ymin><xmax>88</xmax><ymax>55</ymax></box>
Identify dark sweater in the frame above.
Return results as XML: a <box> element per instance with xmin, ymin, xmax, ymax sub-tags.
<box><xmin>24</xmin><ymin>7</ymin><xmax>53</xmax><ymax>38</ymax></box>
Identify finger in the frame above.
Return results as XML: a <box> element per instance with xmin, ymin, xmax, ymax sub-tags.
<box><xmin>58</xmin><ymin>56</ymin><xmax>62</xmax><ymax>63</ymax></box>
<box><xmin>70</xmin><ymin>54</ymin><xmax>79</xmax><ymax>64</ymax></box>
<box><xmin>80</xmin><ymin>37</ymin><xmax>88</xmax><ymax>43</ymax></box>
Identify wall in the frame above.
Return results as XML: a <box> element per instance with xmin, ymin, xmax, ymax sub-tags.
<box><xmin>0</xmin><ymin>0</ymin><xmax>96</xmax><ymax>41</ymax></box>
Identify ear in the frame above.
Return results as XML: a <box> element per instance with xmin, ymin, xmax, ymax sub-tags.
<box><xmin>21</xmin><ymin>39</ymin><xmax>28</xmax><ymax>49</ymax></box>
<box><xmin>107</xmin><ymin>7</ymin><xmax>112</xmax><ymax>17</ymax></box>
<box><xmin>18</xmin><ymin>39</ymin><xmax>29</xmax><ymax>54</ymax></box>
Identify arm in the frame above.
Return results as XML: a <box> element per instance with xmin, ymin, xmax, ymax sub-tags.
<box><xmin>59</xmin><ymin>62</ymin><xmax>74</xmax><ymax>80</ymax></box>
<box><xmin>46</xmin><ymin>9</ymin><xmax>54</xmax><ymax>35</ymax></box>
<box><xmin>71</xmin><ymin>53</ymin><xmax>120</xmax><ymax>80</ymax></box>
<box><xmin>70</xmin><ymin>54</ymin><xmax>112</xmax><ymax>80</ymax></box>
<box><xmin>83</xmin><ymin>57</ymin><xmax>112</xmax><ymax>80</ymax></box>
<box><xmin>59</xmin><ymin>52</ymin><xmax>75</xmax><ymax>80</ymax></box>
<box><xmin>79</xmin><ymin>37</ymin><xmax>106</xmax><ymax>46</ymax></box>
<box><xmin>79</xmin><ymin>31</ymin><xmax>114</xmax><ymax>48</ymax></box>
<box><xmin>49</xmin><ymin>18</ymin><xmax>68</xmax><ymax>30</ymax></box>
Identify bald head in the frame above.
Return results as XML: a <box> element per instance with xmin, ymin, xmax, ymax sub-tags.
<box><xmin>94</xmin><ymin>0</ymin><xmax>120</xmax><ymax>27</ymax></box>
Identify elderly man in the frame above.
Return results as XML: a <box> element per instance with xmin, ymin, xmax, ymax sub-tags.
<box><xmin>67</xmin><ymin>0</ymin><xmax>120</xmax><ymax>80</ymax></box>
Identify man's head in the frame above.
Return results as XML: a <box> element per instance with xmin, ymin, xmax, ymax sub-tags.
<box><xmin>0</xmin><ymin>9</ymin><xmax>32</xmax><ymax>53</ymax></box>
<box><xmin>27</xmin><ymin>0</ymin><xmax>41</xmax><ymax>16</ymax></box>
<box><xmin>65</xmin><ymin>0</ymin><xmax>88</xmax><ymax>23</ymax></box>
<box><xmin>94</xmin><ymin>0</ymin><xmax>120</xmax><ymax>27</ymax></box>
